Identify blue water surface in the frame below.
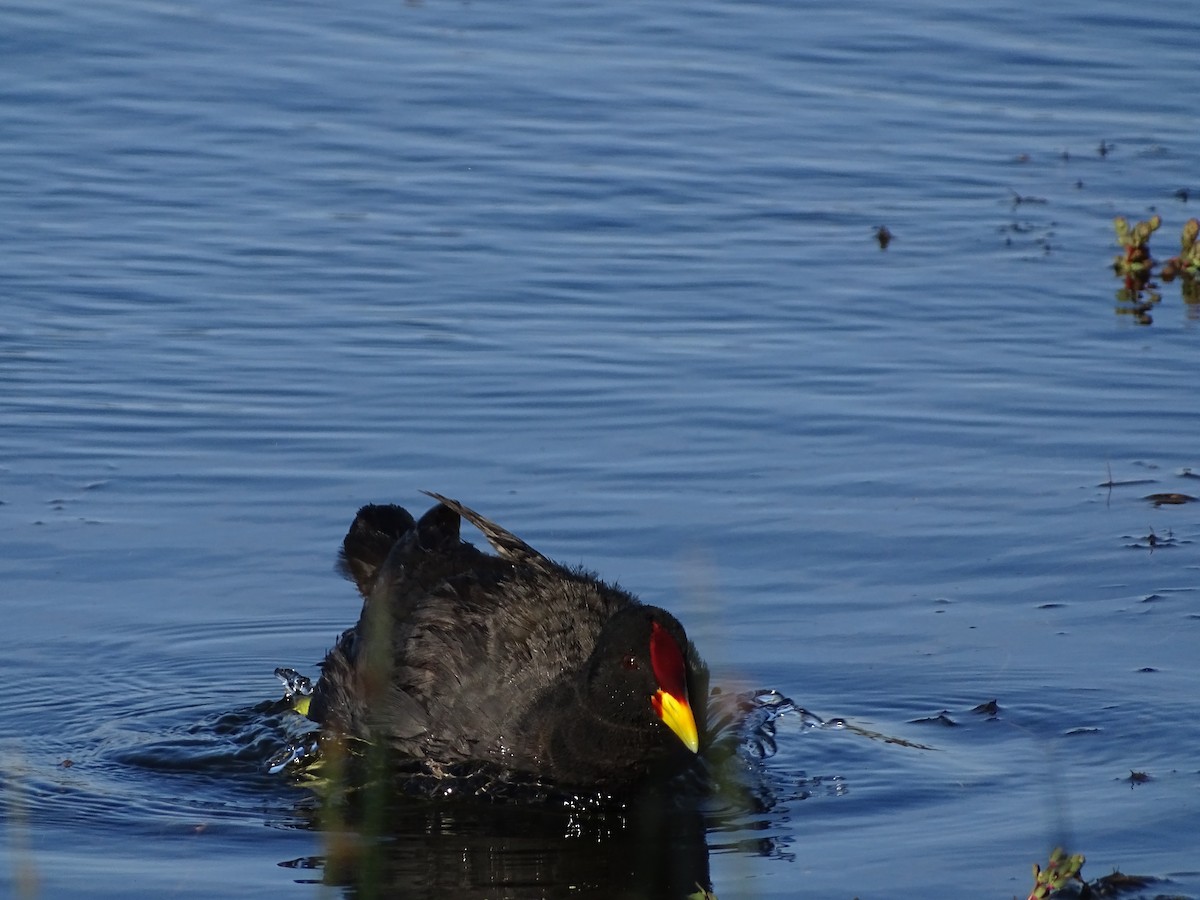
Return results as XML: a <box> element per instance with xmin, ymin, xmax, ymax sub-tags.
<box><xmin>3</xmin><ymin>1</ymin><xmax>1200</xmax><ymax>897</ymax></box>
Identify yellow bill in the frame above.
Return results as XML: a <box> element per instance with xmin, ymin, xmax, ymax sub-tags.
<box><xmin>653</xmin><ymin>688</ymin><xmax>700</xmax><ymax>753</ymax></box>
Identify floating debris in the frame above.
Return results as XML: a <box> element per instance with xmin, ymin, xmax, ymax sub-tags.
<box><xmin>1097</xmin><ymin>476</ymin><xmax>1157</xmax><ymax>488</ymax></box>
<box><xmin>1124</xmin><ymin>526</ymin><xmax>1183</xmax><ymax>550</ymax></box>
<box><xmin>909</xmin><ymin>711</ymin><xmax>958</xmax><ymax>728</ymax></box>
<box><xmin>1143</xmin><ymin>492</ymin><xmax>1196</xmax><ymax>506</ymax></box>
<box><xmin>1093</xmin><ymin>870</ymin><xmax>1157</xmax><ymax>892</ymax></box>
<box><xmin>971</xmin><ymin>699</ymin><xmax>999</xmax><ymax>716</ymax></box>
<box><xmin>1010</xmin><ymin>190</ymin><xmax>1047</xmax><ymax>206</ymax></box>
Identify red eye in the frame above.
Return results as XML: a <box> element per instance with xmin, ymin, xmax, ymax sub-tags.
<box><xmin>621</xmin><ymin>654</ymin><xmax>638</xmax><ymax>670</ymax></box>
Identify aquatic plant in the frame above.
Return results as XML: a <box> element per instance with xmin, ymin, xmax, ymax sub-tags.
<box><xmin>1112</xmin><ymin>215</ymin><xmax>1162</xmax><ymax>323</ymax></box>
<box><xmin>1025</xmin><ymin>847</ymin><xmax>1162</xmax><ymax>899</ymax></box>
<box><xmin>1111</xmin><ymin>214</ymin><xmax>1160</xmax><ymax>290</ymax></box>
<box><xmin>1027</xmin><ymin>847</ymin><xmax>1084</xmax><ymax>899</ymax></box>
<box><xmin>1160</xmin><ymin>218</ymin><xmax>1200</xmax><ymax>280</ymax></box>
<box><xmin>1161</xmin><ymin>218</ymin><xmax>1200</xmax><ymax>305</ymax></box>
<box><xmin>1110</xmin><ymin>215</ymin><xmax>1200</xmax><ymax>321</ymax></box>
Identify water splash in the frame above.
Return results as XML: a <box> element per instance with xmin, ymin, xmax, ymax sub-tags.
<box><xmin>266</xmin><ymin>736</ymin><xmax>321</xmax><ymax>776</ymax></box>
<box><xmin>274</xmin><ymin>667</ymin><xmax>314</xmax><ymax>702</ymax></box>
<box><xmin>264</xmin><ymin>669</ymin><xmax>322</xmax><ymax>775</ymax></box>
<box><xmin>731</xmin><ymin>689</ymin><xmax>824</xmax><ymax>762</ymax></box>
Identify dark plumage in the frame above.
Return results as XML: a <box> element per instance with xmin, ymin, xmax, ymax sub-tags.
<box><xmin>307</xmin><ymin>493</ymin><xmax>709</xmax><ymax>791</ymax></box>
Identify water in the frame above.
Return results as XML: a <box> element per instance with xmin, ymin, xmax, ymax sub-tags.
<box><xmin>3</xmin><ymin>0</ymin><xmax>1200</xmax><ymax>897</ymax></box>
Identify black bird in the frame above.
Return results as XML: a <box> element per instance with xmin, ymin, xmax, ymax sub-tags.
<box><xmin>306</xmin><ymin>493</ymin><xmax>708</xmax><ymax>791</ymax></box>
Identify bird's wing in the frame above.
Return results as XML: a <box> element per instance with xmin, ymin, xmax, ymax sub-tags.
<box><xmin>422</xmin><ymin>491</ymin><xmax>555</xmax><ymax>575</ymax></box>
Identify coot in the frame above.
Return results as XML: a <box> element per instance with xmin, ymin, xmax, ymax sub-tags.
<box><xmin>307</xmin><ymin>493</ymin><xmax>708</xmax><ymax>791</ymax></box>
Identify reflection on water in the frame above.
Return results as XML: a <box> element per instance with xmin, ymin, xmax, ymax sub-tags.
<box><xmin>292</xmin><ymin>789</ymin><xmax>713</xmax><ymax>899</ymax></box>
<box><xmin>261</xmin><ymin>687</ymin><xmax>819</xmax><ymax>898</ymax></box>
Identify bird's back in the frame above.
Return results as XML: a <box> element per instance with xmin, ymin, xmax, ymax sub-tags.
<box><xmin>308</xmin><ymin>498</ymin><xmax>637</xmax><ymax>771</ymax></box>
